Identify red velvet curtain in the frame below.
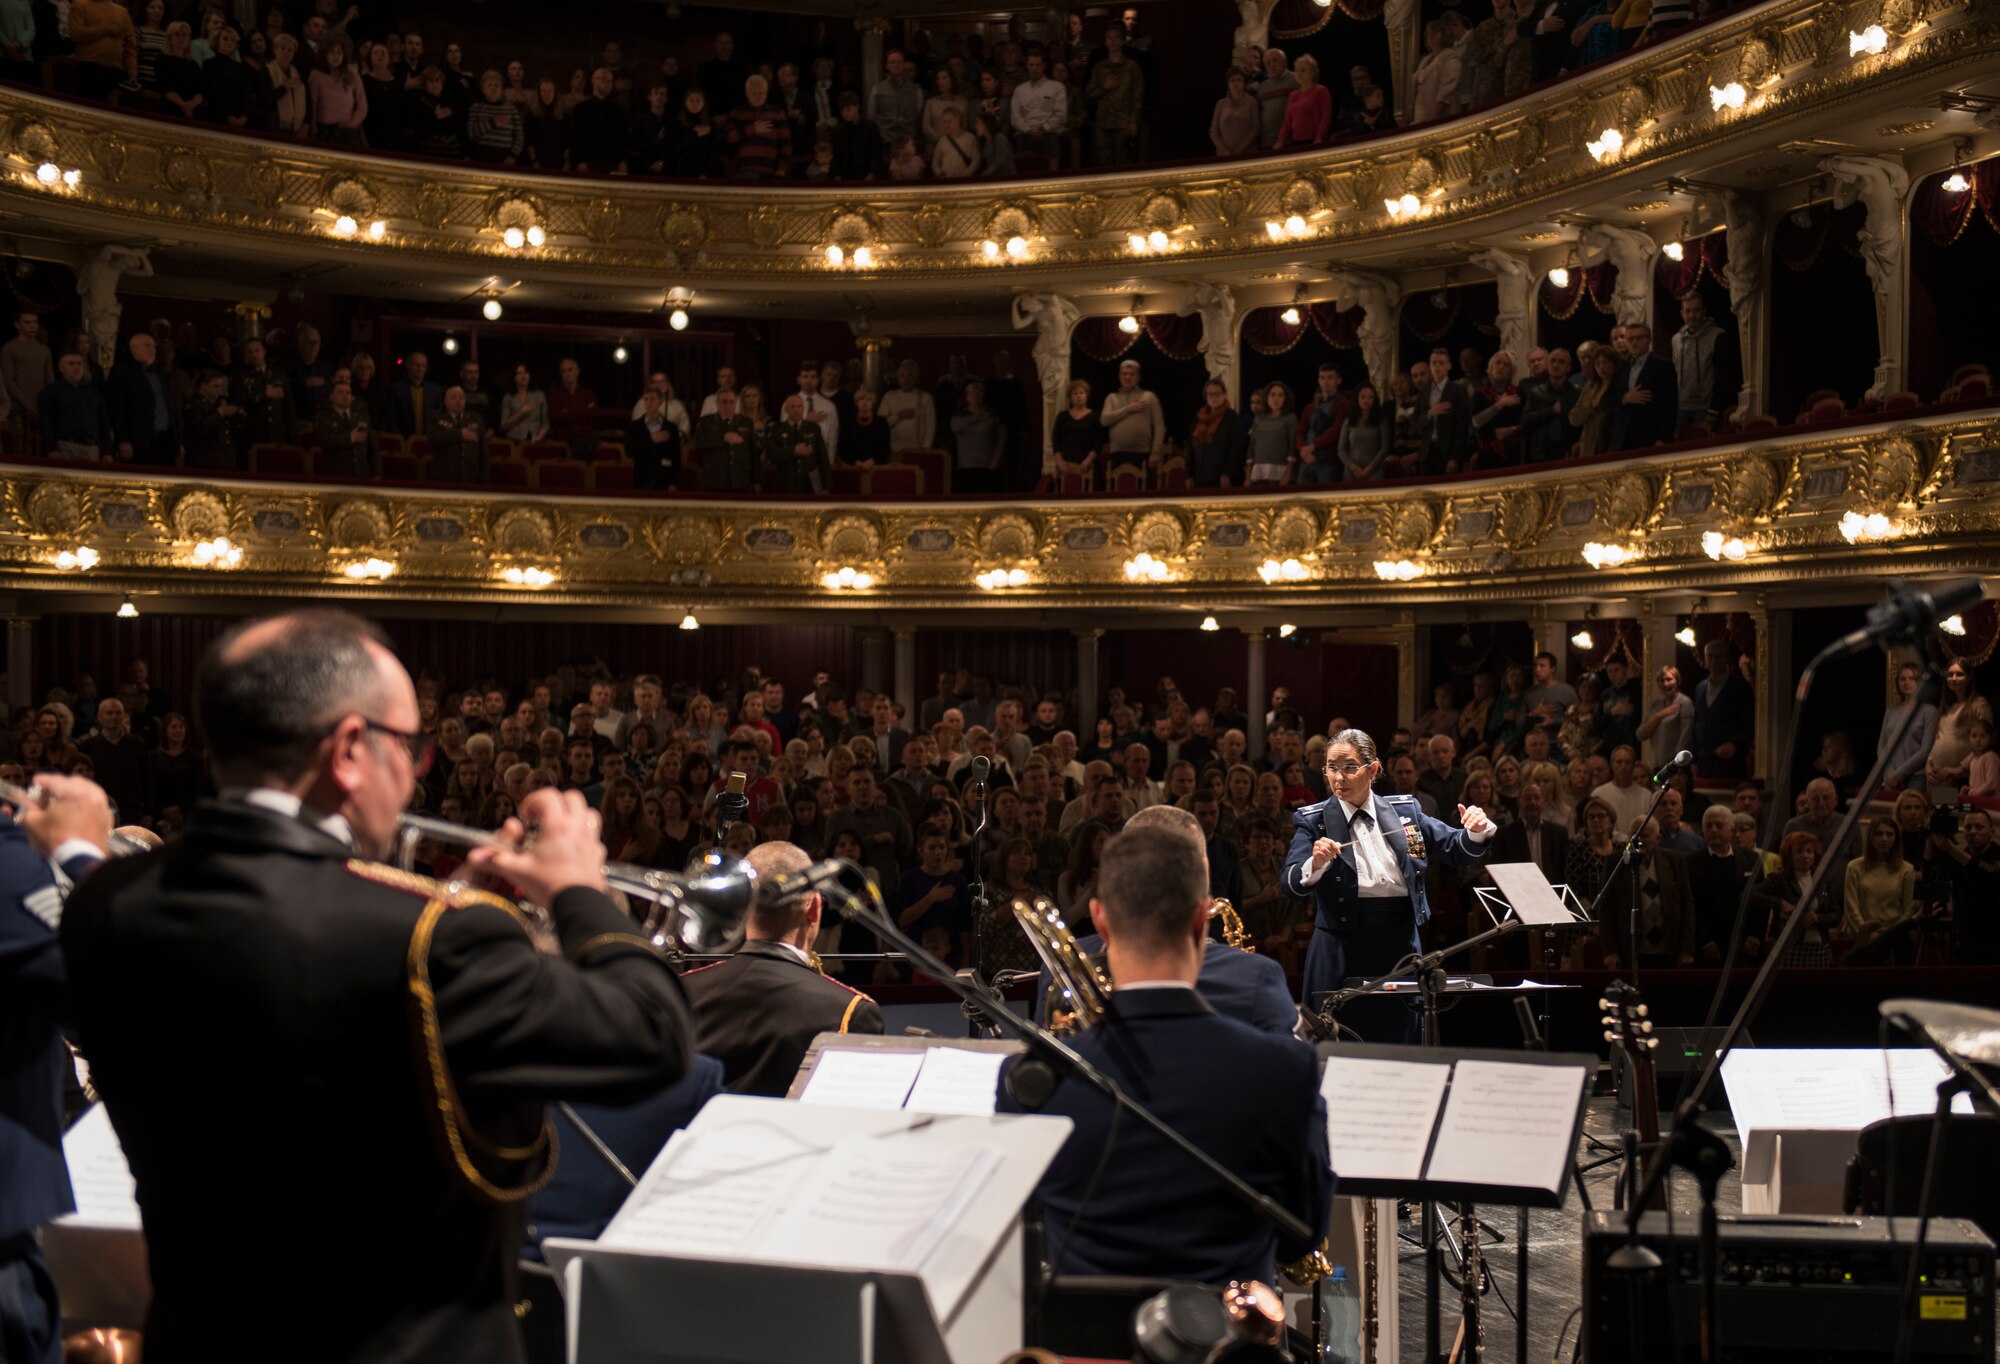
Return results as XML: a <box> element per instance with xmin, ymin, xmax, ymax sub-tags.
<box><xmin>1075</xmin><ymin>314</ymin><xmax>1206</xmax><ymax>364</ymax></box>
<box><xmin>1538</xmin><ymin>262</ymin><xmax>1617</xmax><ymax>321</ymax></box>
<box><xmin>1913</xmin><ymin>158</ymin><xmax>2000</xmax><ymax>247</ymax></box>
<box><xmin>1654</xmin><ymin>232</ymin><xmax>1730</xmax><ymax>298</ymax></box>
<box><xmin>1241</xmin><ymin>302</ymin><xmax>1366</xmax><ymax>355</ymax></box>
<box><xmin>1145</xmin><ymin>314</ymin><xmax>1205</xmax><ymax>362</ymax></box>
<box><xmin>1272</xmin><ymin>0</ymin><xmax>1385</xmax><ymax>37</ymax></box>
<box><xmin>1942</xmin><ymin>600</ymin><xmax>2000</xmax><ymax>668</ymax></box>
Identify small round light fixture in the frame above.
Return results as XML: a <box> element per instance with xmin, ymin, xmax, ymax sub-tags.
<box><xmin>1005</xmin><ymin>235</ymin><xmax>1029</xmax><ymax>259</ymax></box>
<box><xmin>1199</xmin><ymin>615</ymin><xmax>1221</xmax><ymax>632</ymax></box>
<box><xmin>1118</xmin><ymin>313</ymin><xmax>1142</xmax><ymax>335</ymax></box>
<box><xmin>441</xmin><ymin>335</ymin><xmax>459</xmax><ymax>355</ymax></box>
<box><xmin>367</xmin><ymin>220</ymin><xmax>388</xmax><ymax>241</ymax></box>
<box><xmin>824</xmin><ymin>244</ymin><xmax>845</xmax><ymax>266</ymax></box>
<box><xmin>1662</xmin><ymin>240</ymin><xmax>1685</xmax><ymax>262</ymax></box>
<box><xmin>526</xmin><ymin>225</ymin><xmax>546</xmax><ymax>247</ymax></box>
<box><xmin>1280</xmin><ymin>305</ymin><xmax>1302</xmax><ymax>326</ymax></box>
<box><xmin>502</xmin><ymin>226</ymin><xmax>526</xmax><ymax>250</ymax></box>
<box><xmin>668</xmin><ymin>307</ymin><xmax>690</xmax><ymax>331</ymax></box>
<box><xmin>679</xmin><ymin>612</ymin><xmax>700</xmax><ymax>631</ymax></box>
<box><xmin>1548</xmin><ymin>266</ymin><xmax>1572</xmax><ymax>289</ymax></box>
<box><xmin>1709</xmin><ymin>81</ymin><xmax>1747</xmax><ymax>111</ymax></box>
<box><xmin>116</xmin><ymin>598</ymin><xmax>139</xmax><ymax>619</ymax></box>
<box><xmin>35</xmin><ymin>162</ymin><xmax>59</xmax><ymax>185</ymax></box>
<box><xmin>1674</xmin><ymin>626</ymin><xmax>1698</xmax><ymax>648</ymax></box>
<box><xmin>1570</xmin><ymin>629</ymin><xmax>1596</xmax><ymax>650</ymax></box>
<box><xmin>981</xmin><ymin>239</ymin><xmax>1001</xmax><ymax>259</ymax></box>
<box><xmin>613</xmin><ymin>343</ymin><xmax>630</xmax><ymax>364</ymax></box>
<box><xmin>332</xmin><ymin>214</ymin><xmax>358</xmax><ymax>238</ymax></box>
<box><xmin>482</xmin><ymin>297</ymin><xmax>503</xmax><ymax>321</ymax></box>
<box><xmin>852</xmin><ymin>246</ymin><xmax>876</xmax><ymax>268</ymax></box>
<box><xmin>1849</xmin><ymin>23</ymin><xmax>1888</xmax><ymax>56</ymax></box>
<box><xmin>1945</xmin><ymin>171</ymin><xmax>1971</xmax><ymax>194</ymax></box>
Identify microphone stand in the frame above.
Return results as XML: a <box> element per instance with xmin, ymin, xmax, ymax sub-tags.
<box><xmin>1582</xmin><ymin>761</ymin><xmax>1684</xmax><ymax>990</ymax></box>
<box><xmin>823</xmin><ymin>864</ymin><xmax>1314</xmax><ymax>1249</ymax></box>
<box><xmin>967</xmin><ymin>766</ymin><xmax>992</xmax><ymax>986</ymax></box>
<box><xmin>1613</xmin><ymin>655</ymin><xmax>1946</xmax><ymax>1363</ymax></box>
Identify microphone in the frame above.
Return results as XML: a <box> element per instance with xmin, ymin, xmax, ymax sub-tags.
<box><xmin>1823</xmin><ymin>579</ymin><xmax>1985</xmax><ymax>660</ymax></box>
<box><xmin>971</xmin><ymin>754</ymin><xmax>991</xmax><ymax>788</ymax></box>
<box><xmin>1649</xmin><ymin>750</ymin><xmax>1693</xmax><ymax>786</ymax></box>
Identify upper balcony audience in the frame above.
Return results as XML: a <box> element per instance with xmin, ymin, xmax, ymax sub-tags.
<box><xmin>7</xmin><ymin>0</ymin><xmax>1750</xmax><ymax>182</ymax></box>
<box><xmin>1</xmin><ymin>302</ymin><xmax>1991</xmax><ymax>497</ymax></box>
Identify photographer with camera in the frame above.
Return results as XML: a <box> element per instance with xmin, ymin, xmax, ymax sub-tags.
<box><xmin>1930</xmin><ymin>805</ymin><xmax>2000</xmax><ymax>964</ymax></box>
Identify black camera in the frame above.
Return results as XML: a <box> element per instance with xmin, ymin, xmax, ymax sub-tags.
<box><xmin>1929</xmin><ymin>803</ymin><xmax>1976</xmax><ymax>838</ymax></box>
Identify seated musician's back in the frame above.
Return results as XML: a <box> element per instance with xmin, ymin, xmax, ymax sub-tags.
<box><xmin>997</xmin><ymin>824</ymin><xmax>1333</xmax><ymax>1286</ymax></box>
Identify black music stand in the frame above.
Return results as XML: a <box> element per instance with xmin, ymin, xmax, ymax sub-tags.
<box><xmin>1312</xmin><ymin>1043</ymin><xmax>1595</xmax><ymax>1364</ymax></box>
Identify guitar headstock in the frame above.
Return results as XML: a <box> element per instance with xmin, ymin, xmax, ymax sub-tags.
<box><xmin>1600</xmin><ymin>979</ymin><xmax>1659</xmax><ymax>1058</ymax></box>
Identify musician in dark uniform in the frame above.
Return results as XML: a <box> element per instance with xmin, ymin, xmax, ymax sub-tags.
<box><xmin>1035</xmin><ymin>803</ymin><xmax>1296</xmax><ymax>1035</ymax></box>
<box><xmin>0</xmin><ymin>776</ymin><xmax>111</xmax><ymax>1364</ymax></box>
<box><xmin>60</xmin><ymin>610</ymin><xmax>696</xmax><ymax>1364</ymax></box>
<box><xmin>682</xmin><ymin>839</ymin><xmax>884</xmax><ymax>1097</ymax></box>
<box><xmin>427</xmin><ymin>385</ymin><xmax>490</xmax><ymax>483</ymax></box>
<box><xmin>997</xmin><ymin>824</ymin><xmax>1332</xmax><ymax>1286</ymax></box>
<box><xmin>1282</xmin><ymin>727</ymin><xmax>1493</xmax><ymax>1043</ymax></box>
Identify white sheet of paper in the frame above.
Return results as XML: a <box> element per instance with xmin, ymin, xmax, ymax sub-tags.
<box><xmin>1721</xmin><ymin>1049</ymin><xmax>1970</xmax><ymax>1135</ymax></box>
<box><xmin>599</xmin><ymin>1123</ymin><xmax>819</xmax><ymax>1258</ymax></box>
<box><xmin>754</xmin><ymin>1138</ymin><xmax>999</xmax><ymax>1272</ymax></box>
<box><xmin>1486</xmin><ymin>862</ymin><xmax>1578</xmax><ymax>925</ymax></box>
<box><xmin>1424</xmin><ymin>1060</ymin><xmax>1586</xmax><ymax>1195</ymax></box>
<box><xmin>1318</xmin><ymin>1057</ymin><xmax>1452</xmax><ymax>1182</ymax></box>
<box><xmin>58</xmin><ymin>1105</ymin><xmax>141</xmax><ymax>1231</ymax></box>
<box><xmin>904</xmin><ymin>1047</ymin><xmax>1008</xmax><ymax>1117</ymax></box>
<box><xmin>797</xmin><ymin>1048</ymin><xmax>926</xmax><ymax>1110</ymax></box>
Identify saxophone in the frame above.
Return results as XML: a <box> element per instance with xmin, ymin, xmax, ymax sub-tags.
<box><xmin>1208</xmin><ymin>896</ymin><xmax>1251</xmax><ymax>949</ymax></box>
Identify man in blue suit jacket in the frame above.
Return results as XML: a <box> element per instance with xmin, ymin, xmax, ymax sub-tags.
<box><xmin>1</xmin><ymin>776</ymin><xmax>111</xmax><ymax>1364</ymax></box>
<box><xmin>998</xmin><ymin>824</ymin><xmax>1331</xmax><ymax>1287</ymax></box>
<box><xmin>1032</xmin><ymin>803</ymin><xmax>1296</xmax><ymax>1035</ymax></box>
<box><xmin>1282</xmin><ymin>728</ymin><xmax>1494</xmax><ymax>1043</ymax></box>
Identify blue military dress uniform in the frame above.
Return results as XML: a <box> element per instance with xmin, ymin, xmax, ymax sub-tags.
<box><xmin>0</xmin><ymin>812</ymin><xmax>102</xmax><ymax>1364</ymax></box>
<box><xmin>1281</xmin><ymin>791</ymin><xmax>1488</xmax><ymax>1043</ymax></box>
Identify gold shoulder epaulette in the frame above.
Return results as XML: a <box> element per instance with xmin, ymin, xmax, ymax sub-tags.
<box><xmin>344</xmin><ymin>860</ymin><xmax>535</xmax><ymax>928</ymax></box>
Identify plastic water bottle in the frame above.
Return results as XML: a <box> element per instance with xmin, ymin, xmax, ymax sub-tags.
<box><xmin>1320</xmin><ymin>1265</ymin><xmax>1361</xmax><ymax>1363</ymax></box>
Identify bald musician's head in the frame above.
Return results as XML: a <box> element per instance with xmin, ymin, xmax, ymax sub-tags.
<box><xmin>199</xmin><ymin>609</ymin><xmax>418</xmax><ymax>858</ymax></box>
<box><xmin>744</xmin><ymin>839</ymin><xmax>821</xmax><ymax>947</ymax></box>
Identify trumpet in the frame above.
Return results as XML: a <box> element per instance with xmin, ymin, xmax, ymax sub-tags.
<box><xmin>0</xmin><ymin>779</ymin><xmax>155</xmax><ymax>857</ymax></box>
<box><xmin>394</xmin><ymin>812</ymin><xmax>750</xmax><ymax>953</ymax></box>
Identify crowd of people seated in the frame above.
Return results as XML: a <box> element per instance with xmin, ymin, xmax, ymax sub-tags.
<box><xmin>17</xmin><ymin>637</ymin><xmax>1997</xmax><ymax>983</ymax></box>
<box><xmin>9</xmin><ymin>0</ymin><xmax>1751</xmax><ymax>181</ymax></box>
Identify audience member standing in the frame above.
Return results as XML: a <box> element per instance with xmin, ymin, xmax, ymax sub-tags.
<box><xmin>1100</xmin><ymin>359</ymin><xmax>1164</xmax><ymax>475</ymax></box>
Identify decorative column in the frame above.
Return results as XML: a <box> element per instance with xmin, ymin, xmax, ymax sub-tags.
<box><xmin>1579</xmin><ymin>224</ymin><xmax>1658</xmax><ymax>328</ymax></box>
<box><xmin>1468</xmin><ymin>249</ymin><xmax>1536</xmax><ymax>369</ymax></box>
<box><xmin>1749</xmin><ymin>599</ymin><xmax>1790</xmax><ymax>787</ymax></box>
<box><xmin>1722</xmin><ymin>190</ymin><xmax>1769</xmax><ymax>423</ymax></box>
<box><xmin>1011</xmin><ymin>293</ymin><xmax>1080</xmax><ymax>472</ymax></box>
<box><xmin>859</xmin><ymin>627</ymin><xmax>888</xmax><ymax>697</ymax></box>
<box><xmin>5</xmin><ymin>618</ymin><xmax>33</xmax><ymax>717</ymax></box>
<box><xmin>1075</xmin><ymin>629</ymin><xmax>1102</xmax><ymax>739</ymax></box>
<box><xmin>1821</xmin><ymin>155</ymin><xmax>1912</xmax><ymax>400</ymax></box>
<box><xmin>856</xmin><ymin>16</ymin><xmax>888</xmax><ymax>103</ymax></box>
<box><xmin>1384</xmin><ymin>0</ymin><xmax>1422</xmax><ymax>130</ymax></box>
<box><xmin>1527</xmin><ymin>605</ymin><xmax>1569</xmax><ymax>676</ymax></box>
<box><xmin>1176</xmin><ymin>282</ymin><xmax>1240</xmax><ymax>404</ymax></box>
<box><xmin>1389</xmin><ymin>611</ymin><xmax>1422</xmax><ymax>728</ymax></box>
<box><xmin>1639</xmin><ymin>598</ymin><xmax>1680</xmax><ymax>703</ymax></box>
<box><xmin>1232</xmin><ymin>0</ymin><xmax>1283</xmax><ymax>50</ymax></box>
<box><xmin>892</xmin><ymin>628</ymin><xmax>917</xmax><ymax>730</ymax></box>
<box><xmin>1328</xmin><ymin>270</ymin><xmax>1403</xmax><ymax>395</ymax></box>
<box><xmin>1244</xmin><ymin>628</ymin><xmax>1268</xmax><ymax>758</ymax></box>
<box><xmin>855</xmin><ymin>334</ymin><xmax>893</xmax><ymax>395</ymax></box>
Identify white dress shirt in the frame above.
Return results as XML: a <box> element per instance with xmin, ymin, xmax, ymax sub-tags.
<box><xmin>798</xmin><ymin>390</ymin><xmax>839</xmax><ymax>461</ymax></box>
<box><xmin>1297</xmin><ymin>794</ymin><xmax>1489</xmax><ymax>891</ymax></box>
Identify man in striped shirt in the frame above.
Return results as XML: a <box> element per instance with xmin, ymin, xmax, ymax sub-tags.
<box><xmin>725</xmin><ymin>73</ymin><xmax>792</xmax><ymax>179</ymax></box>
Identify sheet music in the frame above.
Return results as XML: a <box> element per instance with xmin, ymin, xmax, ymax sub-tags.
<box><xmin>753</xmin><ymin>1139</ymin><xmax>1000</xmax><ymax>1272</ymax></box>
<box><xmin>903</xmin><ymin>1047</ymin><xmax>1008</xmax><ymax>1116</ymax></box>
<box><xmin>1486</xmin><ymin>862</ymin><xmax>1578</xmax><ymax>925</ymax></box>
<box><xmin>1721</xmin><ymin>1049</ymin><xmax>1970</xmax><ymax>1134</ymax></box>
<box><xmin>1318</xmin><ymin>1057</ymin><xmax>1452</xmax><ymax>1182</ymax></box>
<box><xmin>1424</xmin><ymin>1060</ymin><xmax>1586</xmax><ymax>1195</ymax></box>
<box><xmin>797</xmin><ymin>1047</ymin><xmax>926</xmax><ymax>1110</ymax></box>
<box><xmin>59</xmin><ymin>1105</ymin><xmax>141</xmax><ymax>1231</ymax></box>
<box><xmin>600</xmin><ymin>1123</ymin><xmax>819</xmax><ymax>1257</ymax></box>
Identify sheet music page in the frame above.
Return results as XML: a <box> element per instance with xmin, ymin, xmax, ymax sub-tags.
<box><xmin>755</xmin><ymin>1136</ymin><xmax>1000</xmax><ymax>1272</ymax></box>
<box><xmin>599</xmin><ymin>1122</ymin><xmax>820</xmax><ymax>1257</ymax></box>
<box><xmin>59</xmin><ymin>1105</ymin><xmax>141</xmax><ymax>1230</ymax></box>
<box><xmin>797</xmin><ymin>1048</ymin><xmax>926</xmax><ymax>1110</ymax></box>
<box><xmin>1318</xmin><ymin>1057</ymin><xmax>1452</xmax><ymax>1182</ymax></box>
<box><xmin>1877</xmin><ymin>1049</ymin><xmax>1973</xmax><ymax>1118</ymax></box>
<box><xmin>903</xmin><ymin>1047</ymin><xmax>1008</xmax><ymax>1116</ymax></box>
<box><xmin>1486</xmin><ymin>862</ymin><xmax>1575</xmax><ymax>925</ymax></box>
<box><xmin>1424</xmin><ymin>1060</ymin><xmax>1586</xmax><ymax>1195</ymax></box>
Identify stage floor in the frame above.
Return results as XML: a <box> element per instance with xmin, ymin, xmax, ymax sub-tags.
<box><xmin>1392</xmin><ymin>1095</ymin><xmax>1745</xmax><ymax>1364</ymax></box>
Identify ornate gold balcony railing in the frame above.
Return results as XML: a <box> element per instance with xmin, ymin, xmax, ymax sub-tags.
<box><xmin>1</xmin><ymin>0</ymin><xmax>1988</xmax><ymax>286</ymax></box>
<box><xmin>3</xmin><ymin>410</ymin><xmax>1996</xmax><ymax>612</ymax></box>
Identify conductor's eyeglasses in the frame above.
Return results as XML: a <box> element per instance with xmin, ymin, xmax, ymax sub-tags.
<box><xmin>362</xmin><ymin>718</ymin><xmax>435</xmax><ymax>778</ymax></box>
<box><xmin>1324</xmin><ymin>761</ymin><xmax>1371</xmax><ymax>778</ymax></box>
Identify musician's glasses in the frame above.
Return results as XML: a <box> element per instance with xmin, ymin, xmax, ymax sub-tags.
<box><xmin>1324</xmin><ymin>762</ymin><xmax>1372</xmax><ymax>778</ymax></box>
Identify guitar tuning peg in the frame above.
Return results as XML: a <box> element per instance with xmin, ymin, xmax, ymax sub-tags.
<box><xmin>1600</xmin><ymin>1015</ymin><xmax>1617</xmax><ymax>1027</ymax></box>
<box><xmin>1635</xmin><ymin>1004</ymin><xmax>1649</xmax><ymax>1017</ymax></box>
<box><xmin>1645</xmin><ymin>1037</ymin><xmax>1659</xmax><ymax>1049</ymax></box>
<box><xmin>1638</xmin><ymin>1020</ymin><xmax>1653</xmax><ymax>1034</ymax></box>
<box><xmin>1596</xmin><ymin>997</ymin><xmax>1612</xmax><ymax>1010</ymax></box>
<box><xmin>1602</xmin><ymin>1029</ymin><xmax>1617</xmax><ymax>1043</ymax></box>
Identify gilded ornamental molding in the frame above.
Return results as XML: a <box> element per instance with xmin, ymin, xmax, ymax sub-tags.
<box><xmin>3</xmin><ymin>412</ymin><xmax>1997</xmax><ymax>612</ymax></box>
<box><xmin>1</xmin><ymin>0</ymin><xmax>1993</xmax><ymax>284</ymax></box>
